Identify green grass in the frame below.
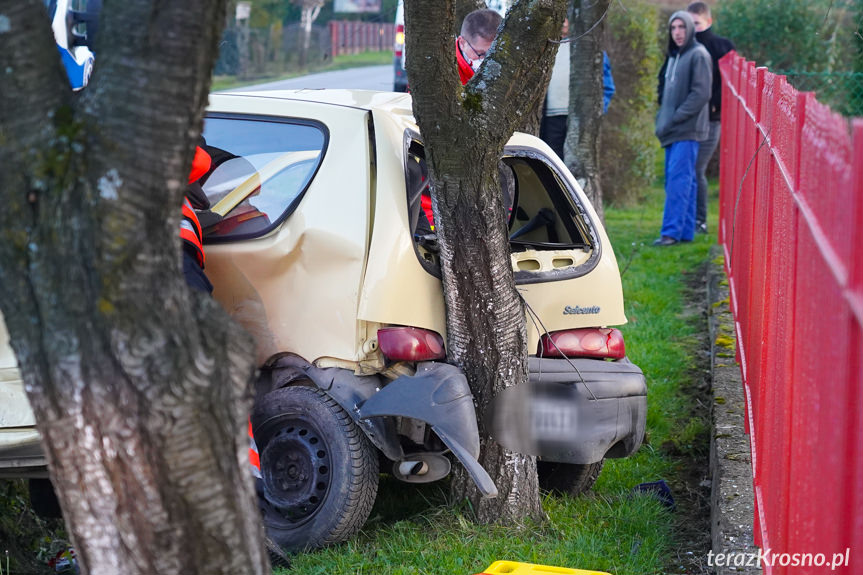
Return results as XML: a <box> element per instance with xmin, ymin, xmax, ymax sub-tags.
<box><xmin>211</xmin><ymin>51</ymin><xmax>393</xmax><ymax>92</ymax></box>
<box><xmin>281</xmin><ymin>184</ymin><xmax>716</xmax><ymax>575</ymax></box>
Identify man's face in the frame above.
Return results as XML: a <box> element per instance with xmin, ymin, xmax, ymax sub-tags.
<box><xmin>459</xmin><ymin>34</ymin><xmax>493</xmax><ymax>70</ymax></box>
<box><xmin>670</xmin><ymin>19</ymin><xmax>687</xmax><ymax>47</ymax></box>
<box><xmin>689</xmin><ymin>13</ymin><xmax>711</xmax><ymax>32</ymax></box>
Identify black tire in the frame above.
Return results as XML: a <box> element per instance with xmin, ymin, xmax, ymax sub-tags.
<box><xmin>537</xmin><ymin>460</ymin><xmax>604</xmax><ymax>496</ymax></box>
<box><xmin>252</xmin><ymin>386</ymin><xmax>378</xmax><ymax>552</ymax></box>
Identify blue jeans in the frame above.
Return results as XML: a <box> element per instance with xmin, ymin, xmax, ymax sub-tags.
<box><xmin>661</xmin><ymin>140</ymin><xmax>699</xmax><ymax>241</ymax></box>
<box><xmin>695</xmin><ymin>121</ymin><xmax>721</xmax><ymax>225</ymax></box>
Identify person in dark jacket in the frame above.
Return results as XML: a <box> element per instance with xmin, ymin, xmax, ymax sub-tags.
<box><xmin>688</xmin><ymin>1</ymin><xmax>735</xmax><ymax>234</ymax></box>
<box><xmin>182</xmin><ymin>145</ymin><xmax>213</xmax><ymax>293</ymax></box>
<box><xmin>456</xmin><ymin>9</ymin><xmax>502</xmax><ymax>85</ymax></box>
<box><xmin>653</xmin><ymin>10</ymin><xmax>712</xmax><ymax>246</ymax></box>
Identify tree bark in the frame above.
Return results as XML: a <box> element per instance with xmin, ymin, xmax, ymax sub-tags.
<box><xmin>295</xmin><ymin>0</ymin><xmax>323</xmax><ymax>69</ymax></box>
<box><xmin>0</xmin><ymin>2</ymin><xmax>268</xmax><ymax>574</ymax></box>
<box><xmin>403</xmin><ymin>0</ymin><xmax>565</xmax><ymax>525</ymax></box>
<box><xmin>564</xmin><ymin>0</ymin><xmax>609</xmax><ymax>223</ymax></box>
<box><xmin>455</xmin><ymin>0</ymin><xmax>488</xmax><ymax>33</ymax></box>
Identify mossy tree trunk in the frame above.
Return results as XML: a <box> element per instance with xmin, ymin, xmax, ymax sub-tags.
<box><xmin>0</xmin><ymin>2</ymin><xmax>268</xmax><ymax>574</ymax></box>
<box><xmin>455</xmin><ymin>0</ymin><xmax>489</xmax><ymax>32</ymax></box>
<box><xmin>403</xmin><ymin>0</ymin><xmax>566</xmax><ymax>525</ymax></box>
<box><xmin>564</xmin><ymin>0</ymin><xmax>610</xmax><ymax>223</ymax></box>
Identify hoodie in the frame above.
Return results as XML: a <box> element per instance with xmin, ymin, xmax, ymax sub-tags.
<box><xmin>695</xmin><ymin>27</ymin><xmax>735</xmax><ymax>122</ymax></box>
<box><xmin>655</xmin><ymin>11</ymin><xmax>712</xmax><ymax>147</ymax></box>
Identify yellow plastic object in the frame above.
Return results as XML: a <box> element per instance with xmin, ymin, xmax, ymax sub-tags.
<box><xmin>480</xmin><ymin>561</ymin><xmax>612</xmax><ymax>575</ymax></box>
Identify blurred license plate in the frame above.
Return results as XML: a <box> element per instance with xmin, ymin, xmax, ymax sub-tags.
<box><xmin>530</xmin><ymin>398</ymin><xmax>576</xmax><ymax>441</ymax></box>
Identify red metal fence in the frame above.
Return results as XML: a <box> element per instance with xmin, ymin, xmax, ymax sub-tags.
<box><xmin>328</xmin><ymin>21</ymin><xmax>395</xmax><ymax>58</ymax></box>
<box><xmin>718</xmin><ymin>51</ymin><xmax>863</xmax><ymax>573</ymax></box>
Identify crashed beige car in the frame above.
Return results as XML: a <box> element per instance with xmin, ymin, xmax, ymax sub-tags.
<box><xmin>0</xmin><ymin>89</ymin><xmax>646</xmax><ymax>552</ymax></box>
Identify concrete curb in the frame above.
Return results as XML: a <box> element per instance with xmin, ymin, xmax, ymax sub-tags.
<box><xmin>706</xmin><ymin>245</ymin><xmax>761</xmax><ymax>574</ymax></box>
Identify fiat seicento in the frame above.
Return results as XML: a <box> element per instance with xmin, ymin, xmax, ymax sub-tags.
<box><xmin>0</xmin><ymin>89</ymin><xmax>646</xmax><ymax>553</ymax></box>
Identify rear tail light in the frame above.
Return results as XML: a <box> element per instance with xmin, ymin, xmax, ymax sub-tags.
<box><xmin>394</xmin><ymin>24</ymin><xmax>405</xmax><ymax>57</ymax></box>
<box><xmin>538</xmin><ymin>328</ymin><xmax>625</xmax><ymax>360</ymax></box>
<box><xmin>378</xmin><ymin>326</ymin><xmax>445</xmax><ymax>362</ymax></box>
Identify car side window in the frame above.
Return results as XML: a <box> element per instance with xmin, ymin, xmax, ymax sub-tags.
<box><xmin>199</xmin><ymin>116</ymin><xmax>327</xmax><ymax>243</ymax></box>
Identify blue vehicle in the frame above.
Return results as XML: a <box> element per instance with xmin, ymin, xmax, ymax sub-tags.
<box><xmin>44</xmin><ymin>0</ymin><xmax>99</xmax><ymax>90</ymax></box>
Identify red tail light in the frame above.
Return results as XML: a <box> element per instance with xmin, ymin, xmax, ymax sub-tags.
<box><xmin>394</xmin><ymin>24</ymin><xmax>405</xmax><ymax>57</ymax></box>
<box><xmin>538</xmin><ymin>328</ymin><xmax>625</xmax><ymax>360</ymax></box>
<box><xmin>378</xmin><ymin>326</ymin><xmax>445</xmax><ymax>362</ymax></box>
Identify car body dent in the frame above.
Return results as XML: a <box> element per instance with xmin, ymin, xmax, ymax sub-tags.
<box><xmin>359</xmin><ymin>107</ymin><xmax>446</xmax><ymax>339</ymax></box>
<box><xmin>206</xmin><ymin>94</ymin><xmax>372</xmax><ymax>366</ymax></box>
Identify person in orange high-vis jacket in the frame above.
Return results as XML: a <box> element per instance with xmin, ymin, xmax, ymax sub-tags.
<box><xmin>181</xmin><ymin>145</ymin><xmax>213</xmax><ymax>293</ymax></box>
<box><xmin>182</xmin><ymin>145</ymin><xmax>264</xmax><ymax>481</ymax></box>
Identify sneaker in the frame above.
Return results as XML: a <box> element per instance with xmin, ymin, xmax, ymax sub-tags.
<box><xmin>696</xmin><ymin>222</ymin><xmax>708</xmax><ymax>234</ymax></box>
<box><xmin>652</xmin><ymin>236</ymin><xmax>678</xmax><ymax>246</ymax></box>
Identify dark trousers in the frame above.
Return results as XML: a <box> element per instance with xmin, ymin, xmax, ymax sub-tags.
<box><xmin>539</xmin><ymin>114</ymin><xmax>567</xmax><ymax>160</ymax></box>
<box><xmin>695</xmin><ymin>121</ymin><xmax>721</xmax><ymax>225</ymax></box>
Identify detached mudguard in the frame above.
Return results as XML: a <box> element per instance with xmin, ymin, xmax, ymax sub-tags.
<box><xmin>357</xmin><ymin>362</ymin><xmax>498</xmax><ymax>498</ymax></box>
<box><xmin>263</xmin><ymin>355</ymin><xmax>497</xmax><ymax>498</ymax></box>
<box><xmin>488</xmin><ymin>357</ymin><xmax>647</xmax><ymax>465</ymax></box>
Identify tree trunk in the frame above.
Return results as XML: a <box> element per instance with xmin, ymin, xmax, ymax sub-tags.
<box><xmin>564</xmin><ymin>0</ymin><xmax>609</xmax><ymax>223</ymax></box>
<box><xmin>455</xmin><ymin>0</ymin><xmax>488</xmax><ymax>33</ymax></box>
<box><xmin>295</xmin><ymin>1</ymin><xmax>323</xmax><ymax>69</ymax></box>
<box><xmin>0</xmin><ymin>2</ymin><xmax>268</xmax><ymax>574</ymax></box>
<box><xmin>403</xmin><ymin>0</ymin><xmax>566</xmax><ymax>525</ymax></box>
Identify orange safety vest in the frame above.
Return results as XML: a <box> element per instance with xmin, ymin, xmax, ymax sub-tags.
<box><xmin>248</xmin><ymin>419</ymin><xmax>261</xmax><ymax>478</ymax></box>
<box><xmin>180</xmin><ymin>146</ymin><xmax>212</xmax><ymax>268</ymax></box>
<box><xmin>180</xmin><ymin>198</ymin><xmax>205</xmax><ymax>268</ymax></box>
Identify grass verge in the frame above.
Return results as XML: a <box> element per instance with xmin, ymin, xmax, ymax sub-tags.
<box><xmin>280</xmin><ymin>184</ymin><xmax>716</xmax><ymax>575</ymax></box>
<box><xmin>211</xmin><ymin>51</ymin><xmax>392</xmax><ymax>92</ymax></box>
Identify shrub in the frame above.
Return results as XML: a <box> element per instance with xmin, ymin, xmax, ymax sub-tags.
<box><xmin>600</xmin><ymin>1</ymin><xmax>663</xmax><ymax>206</ymax></box>
<box><xmin>716</xmin><ymin>0</ymin><xmax>856</xmax><ymax>72</ymax></box>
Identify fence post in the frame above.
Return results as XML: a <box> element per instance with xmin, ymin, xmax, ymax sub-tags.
<box><xmin>852</xmin><ymin>118</ymin><xmax>863</xmax><ymax>574</ymax></box>
<box><xmin>329</xmin><ymin>21</ymin><xmax>338</xmax><ymax>59</ymax></box>
<box><xmin>853</xmin><ymin>121</ymin><xmax>863</xmax><ymax>309</ymax></box>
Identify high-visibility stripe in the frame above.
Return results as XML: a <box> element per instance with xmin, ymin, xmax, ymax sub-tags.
<box><xmin>248</xmin><ymin>419</ymin><xmax>262</xmax><ymax>478</ymax></box>
<box><xmin>180</xmin><ymin>198</ymin><xmax>205</xmax><ymax>267</ymax></box>
<box><xmin>420</xmin><ymin>193</ymin><xmax>435</xmax><ymax>231</ymax></box>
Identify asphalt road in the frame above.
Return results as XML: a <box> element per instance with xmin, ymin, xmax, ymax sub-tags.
<box><xmin>238</xmin><ymin>64</ymin><xmax>394</xmax><ymax>92</ymax></box>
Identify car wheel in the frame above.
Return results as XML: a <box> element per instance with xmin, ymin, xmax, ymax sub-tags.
<box><xmin>252</xmin><ymin>385</ymin><xmax>378</xmax><ymax>552</ymax></box>
<box><xmin>537</xmin><ymin>460</ymin><xmax>604</xmax><ymax>496</ymax></box>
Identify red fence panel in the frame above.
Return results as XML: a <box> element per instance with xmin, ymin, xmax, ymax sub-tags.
<box><xmin>719</xmin><ymin>51</ymin><xmax>863</xmax><ymax>574</ymax></box>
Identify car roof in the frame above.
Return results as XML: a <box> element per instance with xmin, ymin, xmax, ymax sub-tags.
<box><xmin>208</xmin><ymin>88</ymin><xmax>546</xmax><ymax>154</ymax></box>
<box><xmin>215</xmin><ymin>89</ymin><xmax>412</xmax><ymax>114</ymax></box>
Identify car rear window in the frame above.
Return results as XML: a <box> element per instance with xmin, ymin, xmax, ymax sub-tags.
<box><xmin>198</xmin><ymin>115</ymin><xmax>327</xmax><ymax>243</ymax></box>
<box><xmin>406</xmin><ymin>140</ymin><xmax>598</xmax><ymax>282</ymax></box>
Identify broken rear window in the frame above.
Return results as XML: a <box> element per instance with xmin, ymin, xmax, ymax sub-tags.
<box><xmin>405</xmin><ymin>140</ymin><xmax>599</xmax><ymax>283</ymax></box>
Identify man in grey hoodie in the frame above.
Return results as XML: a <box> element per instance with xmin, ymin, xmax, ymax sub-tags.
<box><xmin>653</xmin><ymin>10</ymin><xmax>712</xmax><ymax>246</ymax></box>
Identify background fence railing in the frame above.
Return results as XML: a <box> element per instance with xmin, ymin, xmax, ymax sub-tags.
<box><xmin>718</xmin><ymin>51</ymin><xmax>863</xmax><ymax>574</ymax></box>
<box><xmin>214</xmin><ymin>21</ymin><xmax>393</xmax><ymax>81</ymax></box>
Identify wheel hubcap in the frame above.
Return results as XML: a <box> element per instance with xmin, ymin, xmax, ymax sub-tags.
<box><xmin>260</xmin><ymin>421</ymin><xmax>330</xmax><ymax>522</ymax></box>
